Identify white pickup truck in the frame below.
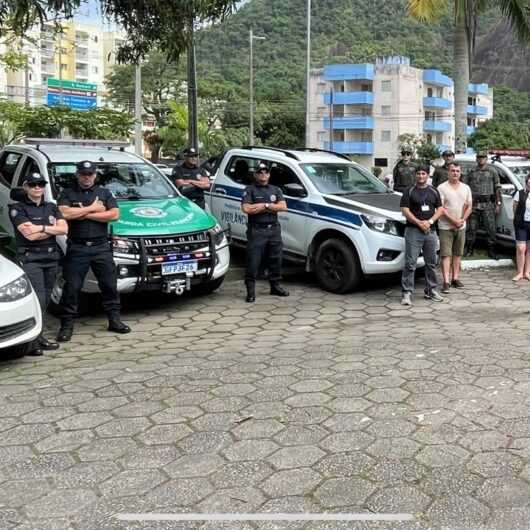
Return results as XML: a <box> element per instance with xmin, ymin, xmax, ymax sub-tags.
<box><xmin>207</xmin><ymin>146</ymin><xmax>413</xmax><ymax>293</ymax></box>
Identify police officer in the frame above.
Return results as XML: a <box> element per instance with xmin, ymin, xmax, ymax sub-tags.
<box><xmin>56</xmin><ymin>161</ymin><xmax>131</xmax><ymax>342</ymax></box>
<box><xmin>10</xmin><ymin>173</ymin><xmax>68</xmax><ymax>355</ymax></box>
<box><xmin>393</xmin><ymin>149</ymin><xmax>417</xmax><ymax>193</ymax></box>
<box><xmin>241</xmin><ymin>162</ymin><xmax>289</xmax><ymax>303</ymax></box>
<box><xmin>432</xmin><ymin>149</ymin><xmax>455</xmax><ymax>187</ymax></box>
<box><xmin>172</xmin><ymin>147</ymin><xmax>210</xmax><ymax>209</ymax></box>
<box><xmin>464</xmin><ymin>151</ymin><xmax>501</xmax><ymax>258</ymax></box>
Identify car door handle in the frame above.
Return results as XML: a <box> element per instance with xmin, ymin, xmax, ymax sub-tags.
<box><xmin>215</xmin><ymin>187</ymin><xmax>227</xmax><ymax>195</ymax></box>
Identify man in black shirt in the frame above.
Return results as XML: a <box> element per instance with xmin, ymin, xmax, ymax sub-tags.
<box><xmin>400</xmin><ymin>164</ymin><xmax>445</xmax><ymax>306</ymax></box>
<box><xmin>10</xmin><ymin>172</ymin><xmax>68</xmax><ymax>354</ymax></box>
<box><xmin>56</xmin><ymin>160</ymin><xmax>131</xmax><ymax>342</ymax></box>
<box><xmin>172</xmin><ymin>147</ymin><xmax>210</xmax><ymax>209</ymax></box>
<box><xmin>241</xmin><ymin>162</ymin><xmax>289</xmax><ymax>303</ymax></box>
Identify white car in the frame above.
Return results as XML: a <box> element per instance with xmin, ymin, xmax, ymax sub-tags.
<box><xmin>0</xmin><ymin>234</ymin><xmax>42</xmax><ymax>356</ymax></box>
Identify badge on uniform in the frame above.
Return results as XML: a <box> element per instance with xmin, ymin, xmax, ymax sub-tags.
<box><xmin>270</xmin><ymin>195</ymin><xmax>276</xmax><ymax>202</ymax></box>
<box><xmin>49</xmin><ymin>215</ymin><xmax>56</xmax><ymax>225</ymax></box>
<box><xmin>421</xmin><ymin>205</ymin><xmax>430</xmax><ymax>212</ymax></box>
<box><xmin>10</xmin><ymin>208</ymin><xmax>18</xmax><ymax>218</ymax></box>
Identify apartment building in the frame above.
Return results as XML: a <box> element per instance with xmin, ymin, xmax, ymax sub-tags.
<box><xmin>308</xmin><ymin>56</ymin><xmax>493</xmax><ymax>171</ymax></box>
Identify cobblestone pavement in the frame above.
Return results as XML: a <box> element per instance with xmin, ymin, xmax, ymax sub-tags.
<box><xmin>0</xmin><ymin>268</ymin><xmax>529</xmax><ymax>530</ymax></box>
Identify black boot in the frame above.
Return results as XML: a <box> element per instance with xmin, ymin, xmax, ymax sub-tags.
<box><xmin>108</xmin><ymin>317</ymin><xmax>131</xmax><ymax>334</ymax></box>
<box><xmin>38</xmin><ymin>335</ymin><xmax>59</xmax><ymax>351</ymax></box>
<box><xmin>57</xmin><ymin>320</ymin><xmax>74</xmax><ymax>342</ymax></box>
<box><xmin>270</xmin><ymin>282</ymin><xmax>289</xmax><ymax>297</ymax></box>
<box><xmin>488</xmin><ymin>244</ymin><xmax>498</xmax><ymax>260</ymax></box>
<box><xmin>26</xmin><ymin>340</ymin><xmax>43</xmax><ymax>356</ymax></box>
<box><xmin>245</xmin><ymin>281</ymin><xmax>255</xmax><ymax>303</ymax></box>
<box><xmin>464</xmin><ymin>242</ymin><xmax>474</xmax><ymax>257</ymax></box>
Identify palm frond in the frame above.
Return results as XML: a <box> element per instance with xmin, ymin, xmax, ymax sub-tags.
<box><xmin>497</xmin><ymin>0</ymin><xmax>530</xmax><ymax>42</ymax></box>
<box><xmin>407</xmin><ymin>0</ymin><xmax>448</xmax><ymax>22</ymax></box>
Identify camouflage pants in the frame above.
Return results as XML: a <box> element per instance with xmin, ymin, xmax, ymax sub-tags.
<box><xmin>466</xmin><ymin>206</ymin><xmax>497</xmax><ymax>248</ymax></box>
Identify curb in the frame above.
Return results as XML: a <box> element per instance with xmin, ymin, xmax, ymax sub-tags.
<box><xmin>461</xmin><ymin>258</ymin><xmax>513</xmax><ymax>270</ymax></box>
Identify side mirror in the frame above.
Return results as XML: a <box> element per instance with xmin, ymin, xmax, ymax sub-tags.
<box><xmin>501</xmin><ymin>183</ymin><xmax>516</xmax><ymax>196</ymax></box>
<box><xmin>0</xmin><ymin>232</ymin><xmax>11</xmax><ymax>246</ymax></box>
<box><xmin>283</xmin><ymin>183</ymin><xmax>307</xmax><ymax>198</ymax></box>
<box><xmin>10</xmin><ymin>187</ymin><xmax>25</xmax><ymax>202</ymax></box>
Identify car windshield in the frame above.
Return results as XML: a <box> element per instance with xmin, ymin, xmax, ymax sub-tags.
<box><xmin>509</xmin><ymin>164</ymin><xmax>530</xmax><ymax>186</ymax></box>
<box><xmin>300</xmin><ymin>163</ymin><xmax>388</xmax><ymax>195</ymax></box>
<box><xmin>50</xmin><ymin>163</ymin><xmax>176</xmax><ymax>199</ymax></box>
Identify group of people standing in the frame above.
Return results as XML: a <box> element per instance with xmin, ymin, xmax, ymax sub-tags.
<box><xmin>396</xmin><ymin>149</ymin><xmax>503</xmax><ymax>305</ymax></box>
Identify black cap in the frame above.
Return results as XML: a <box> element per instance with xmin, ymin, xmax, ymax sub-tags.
<box><xmin>76</xmin><ymin>160</ymin><xmax>96</xmax><ymax>174</ymax></box>
<box><xmin>416</xmin><ymin>164</ymin><xmax>430</xmax><ymax>174</ymax></box>
<box><xmin>22</xmin><ymin>172</ymin><xmax>47</xmax><ymax>185</ymax></box>
<box><xmin>183</xmin><ymin>147</ymin><xmax>198</xmax><ymax>157</ymax></box>
<box><xmin>442</xmin><ymin>149</ymin><xmax>455</xmax><ymax>156</ymax></box>
<box><xmin>255</xmin><ymin>162</ymin><xmax>270</xmax><ymax>173</ymax></box>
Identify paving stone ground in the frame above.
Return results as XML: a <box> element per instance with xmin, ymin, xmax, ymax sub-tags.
<box><xmin>1</xmin><ymin>268</ymin><xmax>530</xmax><ymax>529</ymax></box>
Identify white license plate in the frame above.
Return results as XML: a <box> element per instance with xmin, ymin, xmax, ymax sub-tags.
<box><xmin>162</xmin><ymin>261</ymin><xmax>198</xmax><ymax>275</ymax></box>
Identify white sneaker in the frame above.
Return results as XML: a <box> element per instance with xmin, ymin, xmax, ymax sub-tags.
<box><xmin>401</xmin><ymin>293</ymin><xmax>412</xmax><ymax>306</ymax></box>
<box><xmin>424</xmin><ymin>290</ymin><xmax>444</xmax><ymax>302</ymax></box>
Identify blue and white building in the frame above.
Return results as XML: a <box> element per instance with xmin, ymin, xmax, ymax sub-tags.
<box><xmin>308</xmin><ymin>56</ymin><xmax>493</xmax><ymax>170</ymax></box>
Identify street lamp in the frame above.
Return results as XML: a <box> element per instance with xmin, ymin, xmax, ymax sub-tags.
<box><xmin>249</xmin><ymin>29</ymin><xmax>265</xmax><ymax>146</ymax></box>
<box><xmin>305</xmin><ymin>0</ymin><xmax>311</xmax><ymax>147</ymax></box>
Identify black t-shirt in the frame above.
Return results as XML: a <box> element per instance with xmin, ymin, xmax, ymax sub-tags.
<box><xmin>9</xmin><ymin>197</ymin><xmax>64</xmax><ymax>249</ymax></box>
<box><xmin>57</xmin><ymin>184</ymin><xmax>117</xmax><ymax>240</ymax></box>
<box><xmin>172</xmin><ymin>164</ymin><xmax>208</xmax><ymax>202</ymax></box>
<box><xmin>242</xmin><ymin>184</ymin><xmax>284</xmax><ymax>225</ymax></box>
<box><xmin>400</xmin><ymin>185</ymin><xmax>441</xmax><ymax>227</ymax></box>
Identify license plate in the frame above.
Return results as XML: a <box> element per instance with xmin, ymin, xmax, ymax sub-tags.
<box><xmin>162</xmin><ymin>260</ymin><xmax>198</xmax><ymax>275</ymax></box>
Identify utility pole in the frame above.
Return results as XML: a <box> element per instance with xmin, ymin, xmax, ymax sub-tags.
<box><xmin>249</xmin><ymin>29</ymin><xmax>265</xmax><ymax>146</ymax></box>
<box><xmin>58</xmin><ymin>44</ymin><xmax>63</xmax><ymax>105</ymax></box>
<box><xmin>134</xmin><ymin>64</ymin><xmax>142</xmax><ymax>155</ymax></box>
<box><xmin>328</xmin><ymin>87</ymin><xmax>334</xmax><ymax>151</ymax></box>
<box><xmin>24</xmin><ymin>55</ymin><xmax>30</xmax><ymax>106</ymax></box>
<box><xmin>305</xmin><ymin>0</ymin><xmax>311</xmax><ymax>147</ymax></box>
<box><xmin>187</xmin><ymin>9</ymin><xmax>199</xmax><ymax>151</ymax></box>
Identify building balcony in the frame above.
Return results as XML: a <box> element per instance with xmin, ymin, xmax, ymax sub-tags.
<box><xmin>323</xmin><ymin>91</ymin><xmax>373</xmax><ymax>105</ymax></box>
<box><xmin>323</xmin><ymin>64</ymin><xmax>374</xmax><ymax>81</ymax></box>
<box><xmin>423</xmin><ymin>120</ymin><xmax>452</xmax><ymax>133</ymax></box>
<box><xmin>423</xmin><ymin>96</ymin><xmax>452</xmax><ymax>110</ymax></box>
<box><xmin>467</xmin><ymin>105</ymin><xmax>488</xmax><ymax>116</ymax></box>
<box><xmin>467</xmin><ymin>126</ymin><xmax>476</xmax><ymax>135</ymax></box>
<box><xmin>436</xmin><ymin>144</ymin><xmax>452</xmax><ymax>153</ymax></box>
<box><xmin>423</xmin><ymin>69</ymin><xmax>453</xmax><ymax>88</ymax></box>
<box><xmin>323</xmin><ymin>116</ymin><xmax>374</xmax><ymax>130</ymax></box>
<box><xmin>468</xmin><ymin>83</ymin><xmax>489</xmax><ymax>95</ymax></box>
<box><xmin>75</xmin><ymin>39</ymin><xmax>89</xmax><ymax>48</ymax></box>
<box><xmin>41</xmin><ymin>63</ymin><xmax>56</xmax><ymax>75</ymax></box>
<box><xmin>324</xmin><ymin>141</ymin><xmax>374</xmax><ymax>155</ymax></box>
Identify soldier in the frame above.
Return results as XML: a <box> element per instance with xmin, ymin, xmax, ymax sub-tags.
<box><xmin>241</xmin><ymin>162</ymin><xmax>289</xmax><ymax>303</ymax></box>
<box><xmin>10</xmin><ymin>172</ymin><xmax>68</xmax><ymax>355</ymax></box>
<box><xmin>392</xmin><ymin>150</ymin><xmax>417</xmax><ymax>193</ymax></box>
<box><xmin>431</xmin><ymin>149</ymin><xmax>455</xmax><ymax>188</ymax></box>
<box><xmin>56</xmin><ymin>161</ymin><xmax>131</xmax><ymax>342</ymax></box>
<box><xmin>172</xmin><ymin>147</ymin><xmax>210</xmax><ymax>209</ymax></box>
<box><xmin>463</xmin><ymin>151</ymin><xmax>501</xmax><ymax>259</ymax></box>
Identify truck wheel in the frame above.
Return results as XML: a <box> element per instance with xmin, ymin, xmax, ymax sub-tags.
<box><xmin>194</xmin><ymin>275</ymin><xmax>225</xmax><ymax>295</ymax></box>
<box><xmin>314</xmin><ymin>238</ymin><xmax>361</xmax><ymax>293</ymax></box>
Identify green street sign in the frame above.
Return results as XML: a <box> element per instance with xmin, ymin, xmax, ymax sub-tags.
<box><xmin>47</xmin><ymin>78</ymin><xmax>97</xmax><ymax>91</ymax></box>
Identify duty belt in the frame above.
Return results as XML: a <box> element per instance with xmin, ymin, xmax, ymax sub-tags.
<box><xmin>250</xmin><ymin>222</ymin><xmax>279</xmax><ymax>229</ymax></box>
<box><xmin>18</xmin><ymin>246</ymin><xmax>57</xmax><ymax>254</ymax></box>
<box><xmin>473</xmin><ymin>194</ymin><xmax>495</xmax><ymax>203</ymax></box>
<box><xmin>69</xmin><ymin>237</ymin><xmax>108</xmax><ymax>246</ymax></box>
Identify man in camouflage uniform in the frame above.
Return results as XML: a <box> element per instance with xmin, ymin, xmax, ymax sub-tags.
<box><xmin>392</xmin><ymin>149</ymin><xmax>417</xmax><ymax>193</ymax></box>
<box><xmin>432</xmin><ymin>149</ymin><xmax>455</xmax><ymax>188</ymax></box>
<box><xmin>463</xmin><ymin>151</ymin><xmax>501</xmax><ymax>259</ymax></box>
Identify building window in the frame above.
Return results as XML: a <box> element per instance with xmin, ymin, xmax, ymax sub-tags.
<box><xmin>93</xmin><ymin>35</ymin><xmax>98</xmax><ymax>43</ymax></box>
<box><xmin>317</xmin><ymin>83</ymin><xmax>326</xmax><ymax>94</ymax></box>
<box><xmin>29</xmin><ymin>73</ymin><xmax>32</xmax><ymax>81</ymax></box>
<box><xmin>436</xmin><ymin>87</ymin><xmax>443</xmax><ymax>97</ymax></box>
<box><xmin>361</xmin><ymin>83</ymin><xmax>370</xmax><ymax>92</ymax></box>
<box><xmin>92</xmin><ymin>66</ymin><xmax>99</xmax><ymax>74</ymax></box>
<box><xmin>317</xmin><ymin>132</ymin><xmax>326</xmax><ymax>142</ymax></box>
<box><xmin>381</xmin><ymin>80</ymin><xmax>391</xmax><ymax>92</ymax></box>
<box><xmin>427</xmin><ymin>87</ymin><xmax>433</xmax><ymax>97</ymax></box>
<box><xmin>381</xmin><ymin>130</ymin><xmax>391</xmax><ymax>142</ymax></box>
<box><xmin>381</xmin><ymin>105</ymin><xmax>391</xmax><ymax>116</ymax></box>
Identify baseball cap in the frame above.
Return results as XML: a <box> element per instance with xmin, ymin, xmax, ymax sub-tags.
<box><xmin>22</xmin><ymin>172</ymin><xmax>47</xmax><ymax>185</ymax></box>
<box><xmin>255</xmin><ymin>162</ymin><xmax>270</xmax><ymax>173</ymax></box>
<box><xmin>476</xmin><ymin>150</ymin><xmax>488</xmax><ymax>158</ymax></box>
<box><xmin>442</xmin><ymin>149</ymin><xmax>455</xmax><ymax>156</ymax></box>
<box><xmin>183</xmin><ymin>147</ymin><xmax>198</xmax><ymax>157</ymax></box>
<box><xmin>76</xmin><ymin>160</ymin><xmax>96</xmax><ymax>174</ymax></box>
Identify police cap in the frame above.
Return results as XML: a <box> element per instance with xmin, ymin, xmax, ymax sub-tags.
<box><xmin>22</xmin><ymin>172</ymin><xmax>47</xmax><ymax>185</ymax></box>
<box><xmin>476</xmin><ymin>150</ymin><xmax>488</xmax><ymax>158</ymax></box>
<box><xmin>255</xmin><ymin>162</ymin><xmax>270</xmax><ymax>173</ymax></box>
<box><xmin>183</xmin><ymin>147</ymin><xmax>199</xmax><ymax>157</ymax></box>
<box><xmin>76</xmin><ymin>160</ymin><xmax>96</xmax><ymax>174</ymax></box>
<box><xmin>442</xmin><ymin>149</ymin><xmax>455</xmax><ymax>156</ymax></box>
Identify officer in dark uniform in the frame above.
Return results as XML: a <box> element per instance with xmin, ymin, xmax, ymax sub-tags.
<box><xmin>172</xmin><ymin>147</ymin><xmax>210</xmax><ymax>209</ymax></box>
<box><xmin>10</xmin><ymin>172</ymin><xmax>68</xmax><ymax>355</ymax></box>
<box><xmin>241</xmin><ymin>162</ymin><xmax>289</xmax><ymax>303</ymax></box>
<box><xmin>432</xmin><ymin>149</ymin><xmax>455</xmax><ymax>188</ymax></box>
<box><xmin>393</xmin><ymin>150</ymin><xmax>417</xmax><ymax>193</ymax></box>
<box><xmin>56</xmin><ymin>161</ymin><xmax>131</xmax><ymax>342</ymax></box>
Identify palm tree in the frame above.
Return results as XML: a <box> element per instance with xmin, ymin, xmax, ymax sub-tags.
<box><xmin>408</xmin><ymin>0</ymin><xmax>530</xmax><ymax>153</ymax></box>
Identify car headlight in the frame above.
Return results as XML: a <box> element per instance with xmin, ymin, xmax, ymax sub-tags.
<box><xmin>0</xmin><ymin>274</ymin><xmax>32</xmax><ymax>302</ymax></box>
<box><xmin>111</xmin><ymin>237</ymin><xmax>138</xmax><ymax>254</ymax></box>
<box><xmin>361</xmin><ymin>214</ymin><xmax>401</xmax><ymax>236</ymax></box>
<box><xmin>209</xmin><ymin>223</ymin><xmax>227</xmax><ymax>246</ymax></box>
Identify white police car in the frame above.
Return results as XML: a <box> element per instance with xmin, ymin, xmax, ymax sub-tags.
<box><xmin>208</xmin><ymin>147</ymin><xmax>412</xmax><ymax>293</ymax></box>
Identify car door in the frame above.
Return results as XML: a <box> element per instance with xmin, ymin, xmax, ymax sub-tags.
<box><xmin>0</xmin><ymin>151</ymin><xmax>25</xmax><ymax>239</ymax></box>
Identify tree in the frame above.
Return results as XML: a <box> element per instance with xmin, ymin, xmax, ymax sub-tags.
<box><xmin>1</xmin><ymin>1</ymin><xmax>237</xmax><ymax>63</ymax></box>
<box><xmin>407</xmin><ymin>0</ymin><xmax>530</xmax><ymax>153</ymax></box>
<box><xmin>468</xmin><ymin>118</ymin><xmax>530</xmax><ymax>151</ymax></box>
<box><xmin>398</xmin><ymin>133</ymin><xmax>441</xmax><ymax>162</ymax></box>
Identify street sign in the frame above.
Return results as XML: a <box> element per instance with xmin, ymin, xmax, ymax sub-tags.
<box><xmin>47</xmin><ymin>78</ymin><xmax>97</xmax><ymax>111</ymax></box>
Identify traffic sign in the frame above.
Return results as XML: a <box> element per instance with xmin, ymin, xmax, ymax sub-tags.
<box><xmin>47</xmin><ymin>78</ymin><xmax>97</xmax><ymax>111</ymax></box>
<box><xmin>47</xmin><ymin>93</ymin><xmax>97</xmax><ymax>111</ymax></box>
<box><xmin>47</xmin><ymin>78</ymin><xmax>97</xmax><ymax>92</ymax></box>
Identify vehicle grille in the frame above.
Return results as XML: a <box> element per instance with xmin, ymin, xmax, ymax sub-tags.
<box><xmin>137</xmin><ymin>231</ymin><xmax>210</xmax><ymax>256</ymax></box>
<box><xmin>0</xmin><ymin>318</ymin><xmax>36</xmax><ymax>343</ymax></box>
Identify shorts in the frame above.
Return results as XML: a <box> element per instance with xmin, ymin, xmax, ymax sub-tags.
<box><xmin>439</xmin><ymin>229</ymin><xmax>466</xmax><ymax>257</ymax></box>
<box><xmin>515</xmin><ymin>222</ymin><xmax>530</xmax><ymax>243</ymax></box>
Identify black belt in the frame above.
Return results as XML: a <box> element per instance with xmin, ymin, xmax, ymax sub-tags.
<box><xmin>250</xmin><ymin>222</ymin><xmax>279</xmax><ymax>229</ymax></box>
<box><xmin>18</xmin><ymin>246</ymin><xmax>57</xmax><ymax>254</ymax></box>
<box><xmin>69</xmin><ymin>238</ymin><xmax>108</xmax><ymax>246</ymax></box>
<box><xmin>473</xmin><ymin>194</ymin><xmax>495</xmax><ymax>202</ymax></box>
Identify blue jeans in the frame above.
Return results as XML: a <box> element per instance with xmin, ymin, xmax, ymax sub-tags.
<box><xmin>401</xmin><ymin>226</ymin><xmax>438</xmax><ymax>295</ymax></box>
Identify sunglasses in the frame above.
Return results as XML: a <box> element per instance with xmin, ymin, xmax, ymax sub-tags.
<box><xmin>27</xmin><ymin>181</ymin><xmax>46</xmax><ymax>188</ymax></box>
